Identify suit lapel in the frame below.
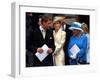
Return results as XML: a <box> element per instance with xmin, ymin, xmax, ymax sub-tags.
<box><xmin>38</xmin><ymin>28</ymin><xmax>44</xmax><ymax>40</ymax></box>
<box><xmin>45</xmin><ymin>30</ymin><xmax>49</xmax><ymax>40</ymax></box>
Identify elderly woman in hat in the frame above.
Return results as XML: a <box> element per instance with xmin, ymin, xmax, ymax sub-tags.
<box><xmin>67</xmin><ymin>22</ymin><xmax>87</xmax><ymax>65</ymax></box>
<box><xmin>53</xmin><ymin>16</ymin><xmax>66</xmax><ymax>66</ymax></box>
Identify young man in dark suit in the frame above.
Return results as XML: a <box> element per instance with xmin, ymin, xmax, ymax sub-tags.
<box><xmin>27</xmin><ymin>15</ymin><xmax>55</xmax><ymax>67</ymax></box>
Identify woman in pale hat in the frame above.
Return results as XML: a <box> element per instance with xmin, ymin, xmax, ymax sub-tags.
<box><xmin>53</xmin><ymin>16</ymin><xmax>66</xmax><ymax>66</ymax></box>
<box><xmin>67</xmin><ymin>22</ymin><xmax>87</xmax><ymax>65</ymax></box>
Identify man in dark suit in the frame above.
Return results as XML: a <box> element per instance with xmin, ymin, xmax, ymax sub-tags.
<box><xmin>27</xmin><ymin>15</ymin><xmax>55</xmax><ymax>67</ymax></box>
<box><xmin>64</xmin><ymin>24</ymin><xmax>72</xmax><ymax>65</ymax></box>
<box><xmin>26</xmin><ymin>13</ymin><xmax>43</xmax><ymax>67</ymax></box>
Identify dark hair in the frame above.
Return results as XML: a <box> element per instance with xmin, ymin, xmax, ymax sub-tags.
<box><xmin>41</xmin><ymin>15</ymin><xmax>52</xmax><ymax>23</ymax></box>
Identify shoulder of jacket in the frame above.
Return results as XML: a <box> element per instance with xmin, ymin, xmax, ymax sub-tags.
<box><xmin>62</xmin><ymin>31</ymin><xmax>66</xmax><ymax>35</ymax></box>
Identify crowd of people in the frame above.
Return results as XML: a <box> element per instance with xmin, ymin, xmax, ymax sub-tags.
<box><xmin>26</xmin><ymin>13</ymin><xmax>90</xmax><ymax>67</ymax></box>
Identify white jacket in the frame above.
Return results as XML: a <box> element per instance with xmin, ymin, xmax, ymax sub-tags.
<box><xmin>53</xmin><ymin>29</ymin><xmax>66</xmax><ymax>66</ymax></box>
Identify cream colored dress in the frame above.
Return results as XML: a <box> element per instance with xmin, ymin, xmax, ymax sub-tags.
<box><xmin>53</xmin><ymin>29</ymin><xmax>66</xmax><ymax>66</ymax></box>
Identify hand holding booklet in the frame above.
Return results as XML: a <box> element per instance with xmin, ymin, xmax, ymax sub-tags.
<box><xmin>69</xmin><ymin>44</ymin><xmax>80</xmax><ymax>59</ymax></box>
<box><xmin>35</xmin><ymin>44</ymin><xmax>49</xmax><ymax>62</ymax></box>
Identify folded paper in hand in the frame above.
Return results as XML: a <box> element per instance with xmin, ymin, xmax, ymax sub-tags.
<box><xmin>35</xmin><ymin>44</ymin><xmax>49</xmax><ymax>62</ymax></box>
<box><xmin>69</xmin><ymin>44</ymin><xmax>80</xmax><ymax>59</ymax></box>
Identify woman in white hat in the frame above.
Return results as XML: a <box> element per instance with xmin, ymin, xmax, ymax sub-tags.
<box><xmin>53</xmin><ymin>16</ymin><xmax>66</xmax><ymax>66</ymax></box>
<box><xmin>67</xmin><ymin>22</ymin><xmax>87</xmax><ymax>65</ymax></box>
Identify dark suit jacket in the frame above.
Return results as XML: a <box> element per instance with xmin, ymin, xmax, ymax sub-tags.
<box><xmin>63</xmin><ymin>24</ymin><xmax>72</xmax><ymax>65</ymax></box>
<box><xmin>27</xmin><ymin>27</ymin><xmax>55</xmax><ymax>67</ymax></box>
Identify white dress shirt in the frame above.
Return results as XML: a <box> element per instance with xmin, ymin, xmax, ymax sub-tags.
<box><xmin>62</xmin><ymin>24</ymin><xmax>66</xmax><ymax>31</ymax></box>
<box><xmin>39</xmin><ymin>26</ymin><xmax>46</xmax><ymax>39</ymax></box>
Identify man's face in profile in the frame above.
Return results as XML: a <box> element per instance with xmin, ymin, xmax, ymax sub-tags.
<box><xmin>42</xmin><ymin>20</ymin><xmax>53</xmax><ymax>30</ymax></box>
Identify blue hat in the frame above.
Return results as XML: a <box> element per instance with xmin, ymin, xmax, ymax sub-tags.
<box><xmin>69</xmin><ymin>22</ymin><xmax>83</xmax><ymax>32</ymax></box>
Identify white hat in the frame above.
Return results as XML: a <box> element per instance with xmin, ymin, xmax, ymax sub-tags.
<box><xmin>69</xmin><ymin>22</ymin><xmax>83</xmax><ymax>32</ymax></box>
<box><xmin>53</xmin><ymin>16</ymin><xmax>62</xmax><ymax>23</ymax></box>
